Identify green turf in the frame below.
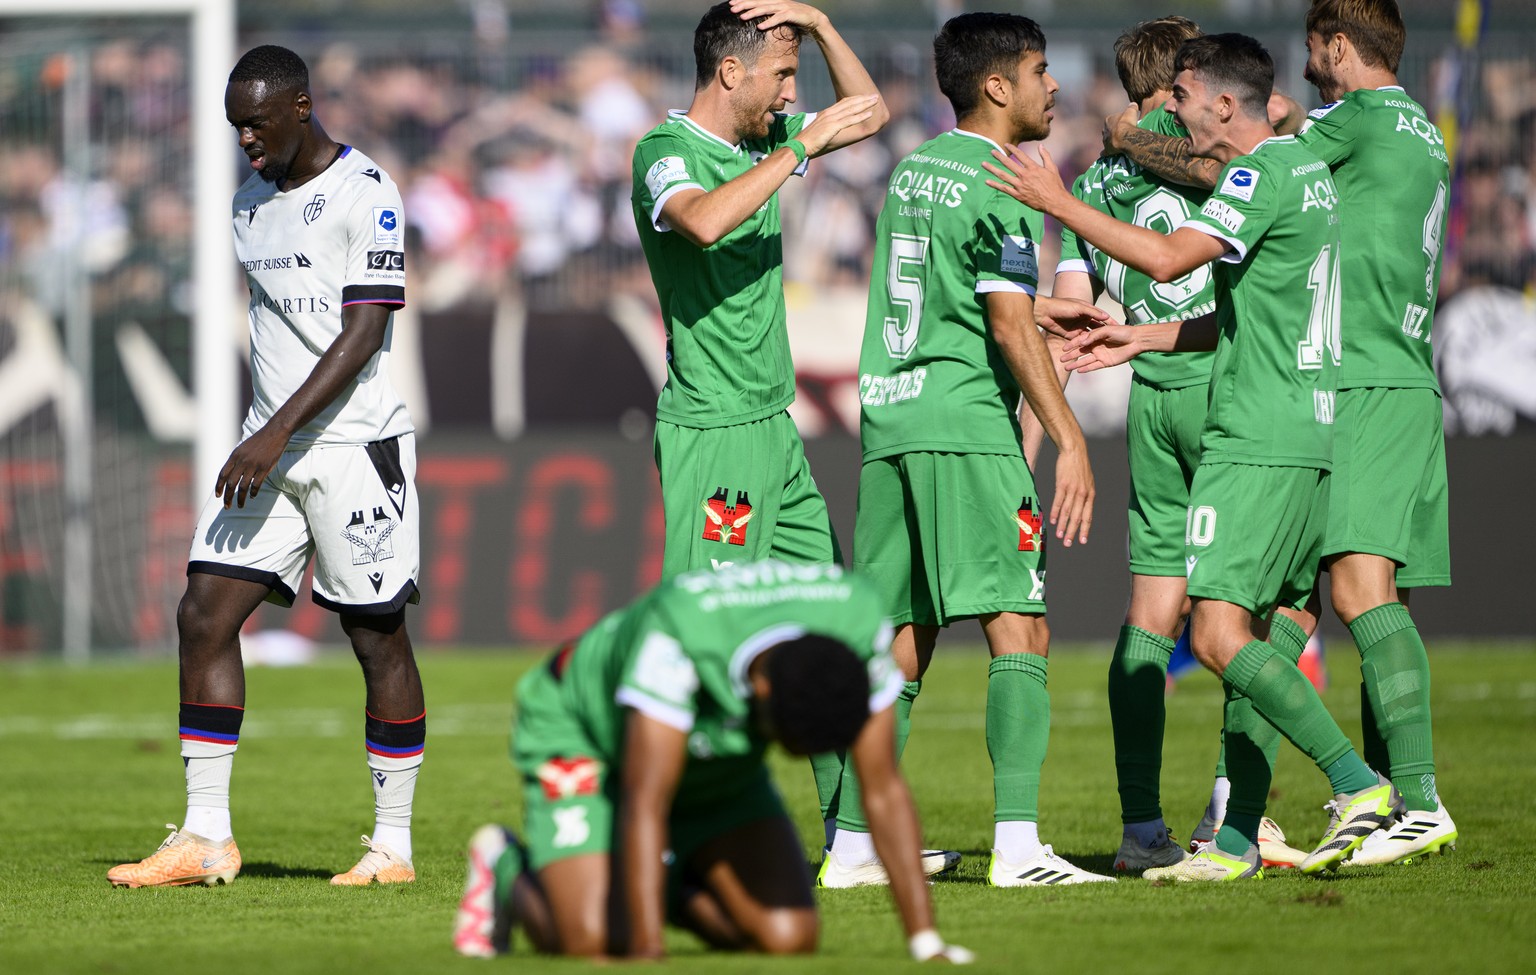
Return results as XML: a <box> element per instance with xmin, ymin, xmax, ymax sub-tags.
<box><xmin>1</xmin><ymin>643</ymin><xmax>1532</xmax><ymax>973</ymax></box>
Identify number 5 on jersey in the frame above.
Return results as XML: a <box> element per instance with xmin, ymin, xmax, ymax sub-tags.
<box><xmin>883</xmin><ymin>233</ymin><xmax>929</xmax><ymax>359</ymax></box>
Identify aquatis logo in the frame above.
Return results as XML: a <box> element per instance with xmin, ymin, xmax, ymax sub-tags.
<box><xmin>303</xmin><ymin>193</ymin><xmax>326</xmax><ymax>225</ymax></box>
<box><xmin>701</xmin><ymin>488</ymin><xmax>753</xmax><ymax>546</ymax></box>
<box><xmin>1016</xmin><ymin>496</ymin><xmax>1043</xmax><ymax>552</ymax></box>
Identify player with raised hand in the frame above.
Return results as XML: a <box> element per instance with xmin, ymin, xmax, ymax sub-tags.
<box><xmin>451</xmin><ymin>561</ymin><xmax>972</xmax><ymax>964</ymax></box>
<box><xmin>986</xmin><ymin>33</ymin><xmax>1396</xmax><ymax>880</ymax></box>
<box><xmin>630</xmin><ymin>0</ymin><xmax>885</xmax><ymax>572</ymax></box>
<box><xmin>820</xmin><ymin>12</ymin><xmax>1113</xmax><ymax>891</ymax></box>
<box><xmin>109</xmin><ymin>45</ymin><xmax>426</xmax><ymax>889</ymax></box>
<box><xmin>1092</xmin><ymin>0</ymin><xmax>1458</xmax><ymax>867</ymax></box>
<box><xmin>630</xmin><ymin>0</ymin><xmax>891</xmax><ymax>858</ymax></box>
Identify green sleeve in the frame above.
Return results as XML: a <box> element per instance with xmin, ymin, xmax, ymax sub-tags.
<box><xmin>1296</xmin><ymin>98</ymin><xmax>1361</xmax><ymax>167</ymax></box>
<box><xmin>613</xmin><ymin>606</ymin><xmax>700</xmax><ymax>731</ymax></box>
<box><xmin>975</xmin><ymin>194</ymin><xmax>1041</xmax><ymax>292</ymax></box>
<box><xmin>633</xmin><ymin>129</ymin><xmax>703</xmax><ymax>231</ymax></box>
<box><xmin>1181</xmin><ymin>156</ymin><xmax>1278</xmax><ymax>263</ymax></box>
<box><xmin>1058</xmin><ymin>172</ymin><xmax>1103</xmax><ymax>276</ymax></box>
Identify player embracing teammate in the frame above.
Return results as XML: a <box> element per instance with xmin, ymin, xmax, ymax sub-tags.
<box><xmin>1098</xmin><ymin>0</ymin><xmax>1456</xmax><ymax>869</ymax></box>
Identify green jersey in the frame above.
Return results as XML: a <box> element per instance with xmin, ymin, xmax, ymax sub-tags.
<box><xmin>555</xmin><ymin>561</ymin><xmax>900</xmax><ymax>806</ymax></box>
<box><xmin>631</xmin><ymin>111</ymin><xmax>811</xmax><ymax>429</ymax></box>
<box><xmin>1180</xmin><ymin>137</ymin><xmax>1342</xmax><ymax>470</ymax></box>
<box><xmin>1059</xmin><ymin>107</ymin><xmax>1216</xmax><ymax>390</ymax></box>
<box><xmin>1297</xmin><ymin>87</ymin><xmax>1448</xmax><ymax>391</ymax></box>
<box><xmin>857</xmin><ymin>129</ymin><xmax>1042</xmax><ymax>463</ymax></box>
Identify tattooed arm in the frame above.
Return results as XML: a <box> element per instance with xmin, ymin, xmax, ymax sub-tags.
<box><xmin>1102</xmin><ymin>104</ymin><xmax>1221</xmax><ymax>190</ymax></box>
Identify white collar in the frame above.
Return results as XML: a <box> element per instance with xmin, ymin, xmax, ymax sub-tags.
<box><xmin>668</xmin><ymin>110</ymin><xmax>742</xmax><ymax>154</ymax></box>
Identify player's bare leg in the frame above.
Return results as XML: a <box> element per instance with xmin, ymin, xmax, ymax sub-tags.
<box><xmin>332</xmin><ymin>609</ymin><xmax>425</xmax><ymax>884</ymax></box>
<box><xmin>523</xmin><ymin>853</ymin><xmax>618</xmax><ymax>955</ymax></box>
<box><xmin>684</xmin><ymin>815</ymin><xmax>818</xmax><ymax>954</ymax></box>
<box><xmin>107</xmin><ymin>574</ymin><xmax>269</xmax><ymax>887</ymax></box>
<box><xmin>176</xmin><ymin>573</ymin><xmax>271</xmax><ymax>704</ymax></box>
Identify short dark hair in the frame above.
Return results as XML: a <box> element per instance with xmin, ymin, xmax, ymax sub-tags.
<box><xmin>1305</xmin><ymin>0</ymin><xmax>1405</xmax><ymax>73</ymax></box>
<box><xmin>1173</xmin><ymin>33</ymin><xmax>1273</xmax><ymax>120</ymax></box>
<box><xmin>229</xmin><ymin>44</ymin><xmax>309</xmax><ymax>93</ymax></box>
<box><xmin>693</xmin><ymin>2</ymin><xmax>803</xmax><ymax>90</ymax></box>
<box><xmin>764</xmin><ymin>634</ymin><xmax>871</xmax><ymax>755</ymax></box>
<box><xmin>1115</xmin><ymin>16</ymin><xmax>1203</xmax><ymax>104</ymax></box>
<box><xmin>934</xmin><ymin>13</ymin><xmax>1046</xmax><ymax>120</ymax></box>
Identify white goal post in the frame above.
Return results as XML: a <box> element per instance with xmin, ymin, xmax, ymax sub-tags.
<box><xmin>0</xmin><ymin>0</ymin><xmax>235</xmax><ymax>661</ymax></box>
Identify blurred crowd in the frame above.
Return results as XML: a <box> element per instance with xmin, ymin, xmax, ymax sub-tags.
<box><xmin>2</xmin><ymin>22</ymin><xmax>1535</xmax><ymax>437</ymax></box>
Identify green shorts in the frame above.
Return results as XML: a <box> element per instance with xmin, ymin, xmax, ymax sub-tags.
<box><xmin>1127</xmin><ymin>379</ymin><xmax>1208</xmax><ymax>576</ymax></box>
<box><xmin>853</xmin><ymin>451</ymin><xmax>1047</xmax><ymax>627</ymax></box>
<box><xmin>1324</xmin><ymin>387</ymin><xmax>1451</xmax><ymax>588</ymax></box>
<box><xmin>1184</xmin><ymin>463</ymin><xmax>1329</xmax><ymax>615</ymax></box>
<box><xmin>655</xmin><ymin>411</ymin><xmax>841</xmax><ymax>580</ymax></box>
<box><xmin>511</xmin><ymin>661</ymin><xmax>788</xmax><ymax>873</ymax></box>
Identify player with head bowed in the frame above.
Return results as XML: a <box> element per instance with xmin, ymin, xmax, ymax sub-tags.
<box><xmin>820</xmin><ymin>12</ymin><xmax>1117</xmax><ymax>891</ymax></box>
<box><xmin>452</xmin><ymin>561</ymin><xmax>972</xmax><ymax>963</ymax></box>
<box><xmin>986</xmin><ymin>32</ymin><xmax>1397</xmax><ymax>880</ymax></box>
<box><xmin>109</xmin><ymin>45</ymin><xmax>426</xmax><ymax>889</ymax></box>
<box><xmin>1098</xmin><ymin>0</ymin><xmax>1458</xmax><ymax>868</ymax></box>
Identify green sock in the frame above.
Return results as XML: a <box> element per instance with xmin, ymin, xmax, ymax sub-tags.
<box><xmin>1350</xmin><ymin>603</ymin><xmax>1438</xmax><ymax>811</ymax></box>
<box><xmin>1222</xmin><ymin>640</ymin><xmax>1375</xmax><ymax>795</ymax></box>
<box><xmin>1214</xmin><ymin>731</ymin><xmax>1227</xmax><ymax>779</ymax></box>
<box><xmin>492</xmin><ymin>831</ymin><xmax>524</xmax><ymax>907</ymax></box>
<box><xmin>895</xmin><ymin>680</ymin><xmax>921</xmax><ymax>761</ymax></box>
<box><xmin>1214</xmin><ymin>683</ymin><xmax>1277</xmax><ymax>856</ymax></box>
<box><xmin>988</xmin><ymin>654</ymin><xmax>1049</xmax><ymax>823</ymax></box>
<box><xmin>1268</xmin><ymin>612</ymin><xmax>1309</xmax><ymax>663</ymax></box>
<box><xmin>1359</xmin><ymin>681</ymin><xmax>1390</xmax><ymax>775</ymax></box>
<box><xmin>812</xmin><ymin>750</ymin><xmax>845</xmax><ymax>824</ymax></box>
<box><xmin>833</xmin><ymin>680</ymin><xmax>922</xmax><ymax>833</ymax></box>
<box><xmin>1107</xmin><ymin>625</ymin><xmax>1174</xmax><ymax>824</ymax></box>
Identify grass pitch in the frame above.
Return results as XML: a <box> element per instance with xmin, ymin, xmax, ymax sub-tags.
<box><xmin>1</xmin><ymin>642</ymin><xmax>1532</xmax><ymax>974</ymax></box>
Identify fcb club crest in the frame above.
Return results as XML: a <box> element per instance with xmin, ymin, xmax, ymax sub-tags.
<box><xmin>1016</xmin><ymin>496</ymin><xmax>1042</xmax><ymax>552</ymax></box>
<box><xmin>302</xmin><ymin>193</ymin><xmax>326</xmax><ymax>225</ymax></box>
<box><xmin>342</xmin><ymin>507</ymin><xmax>397</xmax><ymax>565</ymax></box>
<box><xmin>701</xmin><ymin>487</ymin><xmax>753</xmax><ymax>546</ymax></box>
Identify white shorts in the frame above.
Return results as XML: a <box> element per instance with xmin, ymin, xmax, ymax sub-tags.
<box><xmin>187</xmin><ymin>435</ymin><xmax>421</xmax><ymax>615</ymax></box>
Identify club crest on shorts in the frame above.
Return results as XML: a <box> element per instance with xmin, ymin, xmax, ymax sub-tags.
<box><xmin>342</xmin><ymin>506</ymin><xmax>397</xmax><ymax>565</ymax></box>
<box><xmin>700</xmin><ymin>487</ymin><xmax>753</xmax><ymax>546</ymax></box>
<box><xmin>537</xmin><ymin>757</ymin><xmax>601</xmax><ymax>800</ymax></box>
<box><xmin>1016</xmin><ymin>496</ymin><xmax>1042</xmax><ymax>552</ymax></box>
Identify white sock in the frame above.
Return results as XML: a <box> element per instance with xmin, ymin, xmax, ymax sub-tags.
<box><xmin>182</xmin><ymin>741</ymin><xmax>235</xmax><ymax>841</ymax></box>
<box><xmin>1123</xmin><ymin>819</ymin><xmax>1168</xmax><ymax>847</ymax></box>
<box><xmin>368</xmin><ymin>754</ymin><xmax>421</xmax><ymax>862</ymax></box>
<box><xmin>831</xmin><ymin>828</ymin><xmax>877</xmax><ymax>865</ymax></box>
<box><xmin>994</xmin><ymin>820</ymin><xmax>1041</xmax><ymax>863</ymax></box>
<box><xmin>1208</xmin><ymin>776</ymin><xmax>1231</xmax><ymax>821</ymax></box>
<box><xmin>370</xmin><ymin>822</ymin><xmax>413</xmax><ymax>862</ymax></box>
<box><xmin>184</xmin><ymin>804</ymin><xmax>232</xmax><ymax>841</ymax></box>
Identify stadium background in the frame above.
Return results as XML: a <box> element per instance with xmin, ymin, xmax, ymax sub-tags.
<box><xmin>0</xmin><ymin>0</ymin><xmax>1532</xmax><ymax>656</ymax></box>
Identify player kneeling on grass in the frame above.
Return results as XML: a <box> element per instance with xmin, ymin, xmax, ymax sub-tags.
<box><xmin>453</xmin><ymin>561</ymin><xmax>971</xmax><ymax>962</ymax></box>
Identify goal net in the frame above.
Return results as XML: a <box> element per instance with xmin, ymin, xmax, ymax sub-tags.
<box><xmin>0</xmin><ymin>1</ymin><xmax>234</xmax><ymax>659</ymax></box>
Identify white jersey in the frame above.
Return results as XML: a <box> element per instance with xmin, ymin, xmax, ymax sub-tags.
<box><xmin>232</xmin><ymin>145</ymin><xmax>413</xmax><ymax>447</ymax></box>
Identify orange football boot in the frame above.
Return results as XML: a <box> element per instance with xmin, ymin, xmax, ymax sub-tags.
<box><xmin>331</xmin><ymin>835</ymin><xmax>416</xmax><ymax>885</ymax></box>
<box><xmin>108</xmin><ymin>824</ymin><xmax>241</xmax><ymax>887</ymax></box>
